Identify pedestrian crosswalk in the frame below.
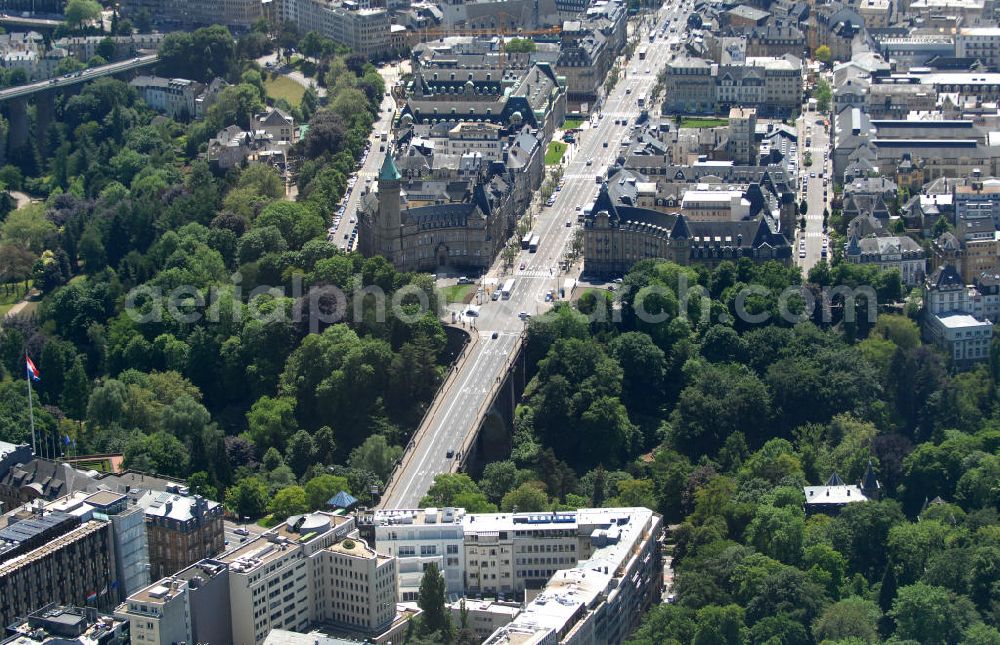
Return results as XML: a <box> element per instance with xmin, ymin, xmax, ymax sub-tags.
<box><xmin>516</xmin><ymin>268</ymin><xmax>559</xmax><ymax>278</ymax></box>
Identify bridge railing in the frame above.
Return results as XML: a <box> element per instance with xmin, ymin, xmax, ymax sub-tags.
<box><xmin>378</xmin><ymin>331</ymin><xmax>478</xmax><ymax>507</ymax></box>
<box><xmin>450</xmin><ymin>332</ymin><xmax>525</xmax><ymax>474</ymax></box>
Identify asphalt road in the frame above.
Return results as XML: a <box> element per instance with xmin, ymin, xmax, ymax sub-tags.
<box><xmin>379</xmin><ymin>3</ymin><xmax>688</xmax><ymax>509</ymax></box>
<box><xmin>796</xmin><ymin>105</ymin><xmax>833</xmax><ymax>274</ymax></box>
<box><xmin>328</xmin><ymin>62</ymin><xmax>406</xmax><ymax>251</ymax></box>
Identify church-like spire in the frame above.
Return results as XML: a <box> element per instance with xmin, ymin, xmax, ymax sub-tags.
<box><xmin>379</xmin><ymin>152</ymin><xmax>401</xmax><ymax>182</ymax></box>
<box><xmin>860</xmin><ymin>459</ymin><xmax>881</xmax><ymax>496</ymax></box>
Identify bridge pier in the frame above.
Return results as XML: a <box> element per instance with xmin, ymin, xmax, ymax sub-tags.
<box><xmin>35</xmin><ymin>90</ymin><xmax>55</xmax><ymax>155</ymax></box>
<box><xmin>7</xmin><ymin>97</ymin><xmax>28</xmax><ymax>153</ymax></box>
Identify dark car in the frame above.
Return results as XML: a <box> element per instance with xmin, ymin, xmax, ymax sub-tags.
<box><xmin>491</xmin><ymin>331</ymin><xmax>499</xmax><ymax>339</ymax></box>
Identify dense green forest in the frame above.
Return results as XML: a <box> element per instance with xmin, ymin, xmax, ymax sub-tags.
<box><xmin>432</xmin><ymin>258</ymin><xmax>1000</xmax><ymax>645</ymax></box>
<box><xmin>0</xmin><ymin>25</ymin><xmax>445</xmax><ymax>518</ymax></box>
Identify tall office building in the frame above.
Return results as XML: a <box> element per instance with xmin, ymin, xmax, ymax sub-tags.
<box><xmin>0</xmin><ymin>508</ymin><xmax>117</xmax><ymax>627</ymax></box>
<box><xmin>122</xmin><ymin>512</ymin><xmax>401</xmax><ymax>645</ymax></box>
<box><xmin>117</xmin><ymin>559</ymin><xmax>232</xmax><ymax>645</ymax></box>
<box><xmin>368</xmin><ymin>507</ymin><xmax>663</xmax><ymax>610</ymax></box>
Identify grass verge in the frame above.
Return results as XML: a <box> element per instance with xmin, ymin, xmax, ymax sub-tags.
<box><xmin>440</xmin><ymin>284</ymin><xmax>475</xmax><ymax>305</ymax></box>
<box><xmin>679</xmin><ymin>117</ymin><xmax>729</xmax><ymax>128</ymax></box>
<box><xmin>545</xmin><ymin>141</ymin><xmax>568</xmax><ymax>165</ymax></box>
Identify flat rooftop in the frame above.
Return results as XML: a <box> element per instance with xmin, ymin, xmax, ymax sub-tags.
<box><xmin>483</xmin><ymin>508</ymin><xmax>657</xmax><ymax>645</ymax></box>
<box><xmin>936</xmin><ymin>312</ymin><xmax>992</xmax><ymax>328</ymax></box>
<box><xmin>221</xmin><ymin>513</ymin><xmax>353</xmax><ymax>573</ymax></box>
<box><xmin>372</xmin><ymin>507</ymin><xmax>466</xmax><ymax>526</ymax></box>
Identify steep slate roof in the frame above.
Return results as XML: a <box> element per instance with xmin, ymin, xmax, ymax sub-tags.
<box><xmin>927</xmin><ymin>264</ymin><xmax>964</xmax><ymax>289</ymax></box>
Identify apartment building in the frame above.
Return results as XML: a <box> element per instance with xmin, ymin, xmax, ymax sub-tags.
<box><xmin>53</xmin><ymin>34</ymin><xmax>165</xmax><ymax>62</ymax></box>
<box><xmin>955</xmin><ymin>176</ymin><xmax>1000</xmax><ymax>228</ymax></box>
<box><xmin>278</xmin><ymin>0</ymin><xmax>395</xmax><ymax>60</ymax></box>
<box><xmin>119</xmin><ymin>0</ymin><xmax>262</xmax><ymax>30</ymax></box>
<box><xmin>844</xmin><ymin>234</ymin><xmax>927</xmax><ymax>285</ymax></box>
<box><xmin>144</xmin><ymin>491</ymin><xmax>224</xmax><ymax>580</ymax></box>
<box><xmin>726</xmin><ymin>107</ymin><xmax>757</xmax><ymax>165</ymax></box>
<box><xmin>924</xmin><ymin>264</ymin><xmax>994</xmax><ymax>365</ymax></box>
<box><xmin>483</xmin><ymin>508</ymin><xmax>663</xmax><ymax>645</ymax></box>
<box><xmin>129</xmin><ymin>76</ymin><xmax>206</xmax><ymax>121</ymax></box>
<box><xmin>956</xmin><ymin>27</ymin><xmax>1000</xmax><ymax>69</ymax></box>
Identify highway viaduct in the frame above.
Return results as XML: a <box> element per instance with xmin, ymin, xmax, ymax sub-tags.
<box><xmin>0</xmin><ymin>53</ymin><xmax>158</xmax><ymax>159</ymax></box>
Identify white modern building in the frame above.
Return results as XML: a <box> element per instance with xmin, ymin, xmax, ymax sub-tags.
<box><xmin>123</xmin><ymin>512</ymin><xmax>399</xmax><ymax>645</ymax></box>
<box><xmin>482</xmin><ymin>508</ymin><xmax>663</xmax><ymax>645</ymax></box>
<box><xmin>681</xmin><ymin>188</ymin><xmax>752</xmax><ymax>222</ymax></box>
<box><xmin>371</xmin><ymin>507</ymin><xmax>466</xmax><ymax>601</ymax></box>
<box><xmin>371</xmin><ymin>507</ymin><xmax>663</xmax><ymax>609</ymax></box>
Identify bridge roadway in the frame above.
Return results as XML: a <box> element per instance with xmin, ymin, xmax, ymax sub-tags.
<box><xmin>0</xmin><ymin>53</ymin><xmax>158</xmax><ymax>102</ymax></box>
<box><xmin>377</xmin><ymin>3</ymin><xmax>687</xmax><ymax>509</ymax></box>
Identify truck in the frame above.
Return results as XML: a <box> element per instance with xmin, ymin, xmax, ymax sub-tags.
<box><xmin>500</xmin><ymin>279</ymin><xmax>515</xmax><ymax>299</ymax></box>
<box><xmin>380</xmin><ymin>130</ymin><xmax>388</xmax><ymax>142</ymax></box>
<box><xmin>636</xmin><ymin>93</ymin><xmax>647</xmax><ymax>108</ymax></box>
<box><xmin>521</xmin><ymin>231</ymin><xmax>533</xmax><ymax>250</ymax></box>
<box><xmin>638</xmin><ymin>46</ymin><xmax>648</xmax><ymax>60</ymax></box>
<box><xmin>529</xmin><ymin>234</ymin><xmax>540</xmax><ymax>253</ymax></box>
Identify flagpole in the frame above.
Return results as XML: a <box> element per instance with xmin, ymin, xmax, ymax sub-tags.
<box><xmin>25</xmin><ymin>350</ymin><xmax>35</xmax><ymax>455</ymax></box>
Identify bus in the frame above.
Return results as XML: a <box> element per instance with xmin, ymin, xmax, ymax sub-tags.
<box><xmin>636</xmin><ymin>93</ymin><xmax>646</xmax><ymax>108</ymax></box>
<box><xmin>521</xmin><ymin>231</ymin><xmax>533</xmax><ymax>250</ymax></box>
<box><xmin>500</xmin><ymin>279</ymin><xmax>515</xmax><ymax>300</ymax></box>
<box><xmin>529</xmin><ymin>234</ymin><xmax>540</xmax><ymax>253</ymax></box>
<box><xmin>638</xmin><ymin>46</ymin><xmax>648</xmax><ymax>60</ymax></box>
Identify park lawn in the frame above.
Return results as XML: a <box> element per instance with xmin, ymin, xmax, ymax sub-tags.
<box><xmin>562</xmin><ymin>117</ymin><xmax>584</xmax><ymax>129</ymax></box>
<box><xmin>265</xmin><ymin>75</ymin><xmax>306</xmax><ymax>107</ymax></box>
<box><xmin>680</xmin><ymin>117</ymin><xmax>729</xmax><ymax>128</ymax></box>
<box><xmin>440</xmin><ymin>283</ymin><xmax>475</xmax><ymax>304</ymax></box>
<box><xmin>545</xmin><ymin>141</ymin><xmax>568</xmax><ymax>165</ymax></box>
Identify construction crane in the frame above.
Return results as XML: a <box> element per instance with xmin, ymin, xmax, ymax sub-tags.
<box><xmin>413</xmin><ymin>16</ymin><xmax>561</xmax><ymax>73</ymax></box>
